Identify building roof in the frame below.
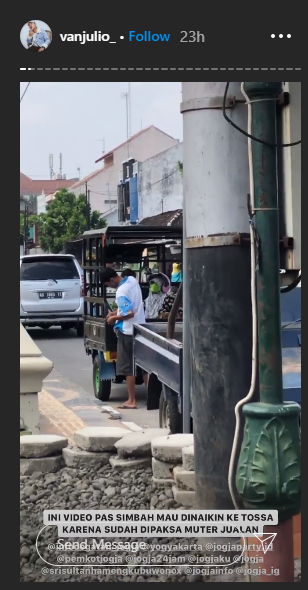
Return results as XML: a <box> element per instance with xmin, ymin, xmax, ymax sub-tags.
<box><xmin>20</xmin><ymin>172</ymin><xmax>78</xmax><ymax>197</ymax></box>
<box><xmin>69</xmin><ymin>167</ymin><xmax>104</xmax><ymax>190</ymax></box>
<box><xmin>139</xmin><ymin>209</ymin><xmax>183</xmax><ymax>227</ymax></box>
<box><xmin>95</xmin><ymin>125</ymin><xmax>178</xmax><ymax>164</ymax></box>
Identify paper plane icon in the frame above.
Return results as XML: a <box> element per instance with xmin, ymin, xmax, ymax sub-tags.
<box><xmin>253</xmin><ymin>533</ymin><xmax>277</xmax><ymax>554</ymax></box>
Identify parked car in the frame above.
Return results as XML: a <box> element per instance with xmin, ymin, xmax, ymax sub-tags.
<box><xmin>20</xmin><ymin>254</ymin><xmax>84</xmax><ymax>336</ymax></box>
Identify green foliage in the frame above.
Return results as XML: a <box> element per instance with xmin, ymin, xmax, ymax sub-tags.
<box><xmin>33</xmin><ymin>189</ymin><xmax>107</xmax><ymax>253</ymax></box>
<box><xmin>178</xmin><ymin>161</ymin><xmax>183</xmax><ymax>176</ymax></box>
<box><xmin>20</xmin><ymin>214</ymin><xmax>25</xmax><ymax>236</ymax></box>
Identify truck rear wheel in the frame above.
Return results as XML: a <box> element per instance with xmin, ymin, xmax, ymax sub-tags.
<box><xmin>159</xmin><ymin>392</ymin><xmax>182</xmax><ymax>434</ymax></box>
<box><xmin>93</xmin><ymin>355</ymin><xmax>111</xmax><ymax>401</ymax></box>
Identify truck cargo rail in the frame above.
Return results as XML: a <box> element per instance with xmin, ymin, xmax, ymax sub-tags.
<box><xmin>133</xmin><ymin>322</ymin><xmax>183</xmax><ymax>394</ymax></box>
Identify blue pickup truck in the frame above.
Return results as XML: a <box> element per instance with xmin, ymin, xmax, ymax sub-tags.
<box><xmin>133</xmin><ymin>285</ymin><xmax>301</xmax><ymax>432</ymax></box>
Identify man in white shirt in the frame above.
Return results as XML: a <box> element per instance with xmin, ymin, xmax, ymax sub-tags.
<box><xmin>27</xmin><ymin>22</ymin><xmax>51</xmax><ymax>52</ymax></box>
<box><xmin>100</xmin><ymin>267</ymin><xmax>145</xmax><ymax>409</ymax></box>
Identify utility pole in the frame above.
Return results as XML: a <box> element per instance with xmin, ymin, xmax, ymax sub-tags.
<box><xmin>182</xmin><ymin>169</ymin><xmax>191</xmax><ymax>435</ymax></box>
<box><xmin>121</xmin><ymin>85</ymin><xmax>131</xmax><ymax>158</ymax></box>
<box><xmin>128</xmin><ymin>82</ymin><xmax>132</xmax><ymax>139</ymax></box>
<box><xmin>126</xmin><ymin>93</ymin><xmax>129</xmax><ymax>158</ymax></box>
<box><xmin>97</xmin><ymin>139</ymin><xmax>105</xmax><ymax>154</ymax></box>
<box><xmin>49</xmin><ymin>154</ymin><xmax>53</xmax><ymax>180</ymax></box>
<box><xmin>235</xmin><ymin>82</ymin><xmax>301</xmax><ymax>582</ymax></box>
<box><xmin>181</xmin><ymin>83</ymin><xmax>255</xmax><ymax>548</ymax></box>
<box><xmin>23</xmin><ymin>205</ymin><xmax>27</xmax><ymax>255</ymax></box>
<box><xmin>85</xmin><ymin>181</ymin><xmax>90</xmax><ymax>230</ymax></box>
<box><xmin>87</xmin><ymin>189</ymin><xmax>91</xmax><ymax>230</ymax></box>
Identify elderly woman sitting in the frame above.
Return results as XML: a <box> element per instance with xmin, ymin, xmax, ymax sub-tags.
<box><xmin>158</xmin><ymin>286</ymin><xmax>183</xmax><ymax>320</ymax></box>
<box><xmin>144</xmin><ymin>273</ymin><xmax>170</xmax><ymax>319</ymax></box>
<box><xmin>158</xmin><ymin>265</ymin><xmax>183</xmax><ymax>320</ymax></box>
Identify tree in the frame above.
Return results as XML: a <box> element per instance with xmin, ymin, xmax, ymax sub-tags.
<box><xmin>34</xmin><ymin>189</ymin><xmax>107</xmax><ymax>253</ymax></box>
<box><xmin>20</xmin><ymin>214</ymin><xmax>26</xmax><ymax>237</ymax></box>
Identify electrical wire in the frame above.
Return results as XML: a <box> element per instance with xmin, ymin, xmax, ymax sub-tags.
<box><xmin>20</xmin><ymin>83</ymin><xmax>31</xmax><ymax>103</ymax></box>
<box><xmin>87</xmin><ymin>166</ymin><xmax>181</xmax><ymax>197</ymax></box>
<box><xmin>26</xmin><ymin>172</ymin><xmax>95</xmax><ymax>177</ymax></box>
<box><xmin>280</xmin><ymin>271</ymin><xmax>301</xmax><ymax>293</ymax></box>
<box><xmin>88</xmin><ymin>189</ymin><xmax>118</xmax><ymax>196</ymax></box>
<box><xmin>26</xmin><ymin>165</ymin><xmax>181</xmax><ymax>189</ymax></box>
<box><xmin>223</xmin><ymin>82</ymin><xmax>301</xmax><ymax>148</ymax></box>
<box><xmin>25</xmin><ymin>164</ymin><xmax>181</xmax><ymax>200</ymax></box>
<box><xmin>138</xmin><ymin>166</ymin><xmax>180</xmax><ymax>192</ymax></box>
<box><xmin>223</xmin><ymin>82</ymin><xmax>301</xmax><ymax>293</ymax></box>
<box><xmin>228</xmin><ymin>83</ymin><xmax>258</xmax><ymax>511</ymax></box>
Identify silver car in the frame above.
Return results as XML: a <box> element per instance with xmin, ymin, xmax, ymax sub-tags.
<box><xmin>20</xmin><ymin>254</ymin><xmax>84</xmax><ymax>336</ymax></box>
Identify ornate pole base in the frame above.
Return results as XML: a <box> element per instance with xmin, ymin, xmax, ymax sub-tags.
<box><xmin>236</xmin><ymin>402</ymin><xmax>301</xmax><ymax>520</ymax></box>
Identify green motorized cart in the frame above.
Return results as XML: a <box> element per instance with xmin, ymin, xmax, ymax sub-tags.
<box><xmin>81</xmin><ymin>225</ymin><xmax>183</xmax><ymax>402</ymax></box>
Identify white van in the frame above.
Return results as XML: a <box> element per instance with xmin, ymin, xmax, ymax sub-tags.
<box><xmin>20</xmin><ymin>254</ymin><xmax>84</xmax><ymax>336</ymax></box>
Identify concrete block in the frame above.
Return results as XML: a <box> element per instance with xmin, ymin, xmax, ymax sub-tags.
<box><xmin>152</xmin><ymin>477</ymin><xmax>174</xmax><ymax>485</ymax></box>
<box><xmin>151</xmin><ymin>434</ymin><xmax>194</xmax><ymax>463</ymax></box>
<box><xmin>121</xmin><ymin>422</ymin><xmax>143</xmax><ymax>432</ymax></box>
<box><xmin>182</xmin><ymin>445</ymin><xmax>195</xmax><ymax>472</ymax></box>
<box><xmin>63</xmin><ymin>447</ymin><xmax>112</xmax><ymax>468</ymax></box>
<box><xmin>115</xmin><ymin>428</ymin><xmax>169</xmax><ymax>458</ymax></box>
<box><xmin>20</xmin><ymin>456</ymin><xmax>64</xmax><ymax>476</ymax></box>
<box><xmin>152</xmin><ymin>457</ymin><xmax>176</xmax><ymax>480</ymax></box>
<box><xmin>20</xmin><ymin>434</ymin><xmax>68</xmax><ymax>458</ymax></box>
<box><xmin>173</xmin><ymin>466</ymin><xmax>196</xmax><ymax>491</ymax></box>
<box><xmin>172</xmin><ymin>485</ymin><xmax>195</xmax><ymax>508</ymax></box>
<box><xmin>109</xmin><ymin>456</ymin><xmax>152</xmax><ymax>470</ymax></box>
<box><xmin>74</xmin><ymin>427</ymin><xmax>127</xmax><ymax>452</ymax></box>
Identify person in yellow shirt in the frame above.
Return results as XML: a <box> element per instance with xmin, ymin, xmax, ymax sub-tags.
<box><xmin>171</xmin><ymin>262</ymin><xmax>182</xmax><ymax>282</ymax></box>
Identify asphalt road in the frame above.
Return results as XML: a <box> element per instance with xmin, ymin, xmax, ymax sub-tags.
<box><xmin>30</xmin><ymin>327</ymin><xmax>160</xmax><ymax>429</ymax></box>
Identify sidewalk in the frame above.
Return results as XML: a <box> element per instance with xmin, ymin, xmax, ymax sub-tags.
<box><xmin>41</xmin><ymin>369</ymin><xmax>158</xmax><ymax>433</ymax></box>
<box><xmin>38</xmin><ymin>389</ymin><xmax>136</xmax><ymax>443</ymax></box>
<box><xmin>39</xmin><ymin>390</ymin><xmax>85</xmax><ymax>444</ymax></box>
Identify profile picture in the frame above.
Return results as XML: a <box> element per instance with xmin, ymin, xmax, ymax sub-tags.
<box><xmin>20</xmin><ymin>20</ymin><xmax>52</xmax><ymax>52</ymax></box>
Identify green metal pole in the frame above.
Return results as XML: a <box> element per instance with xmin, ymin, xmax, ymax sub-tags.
<box><xmin>251</xmin><ymin>82</ymin><xmax>283</xmax><ymax>405</ymax></box>
<box><xmin>235</xmin><ymin>82</ymin><xmax>301</xmax><ymax>581</ymax></box>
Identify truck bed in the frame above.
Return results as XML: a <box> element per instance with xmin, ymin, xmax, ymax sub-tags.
<box><xmin>133</xmin><ymin>322</ymin><xmax>183</xmax><ymax>394</ymax></box>
<box><xmin>133</xmin><ymin>321</ymin><xmax>301</xmax><ymax>405</ymax></box>
<box><xmin>282</xmin><ymin>346</ymin><xmax>301</xmax><ymax>405</ymax></box>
